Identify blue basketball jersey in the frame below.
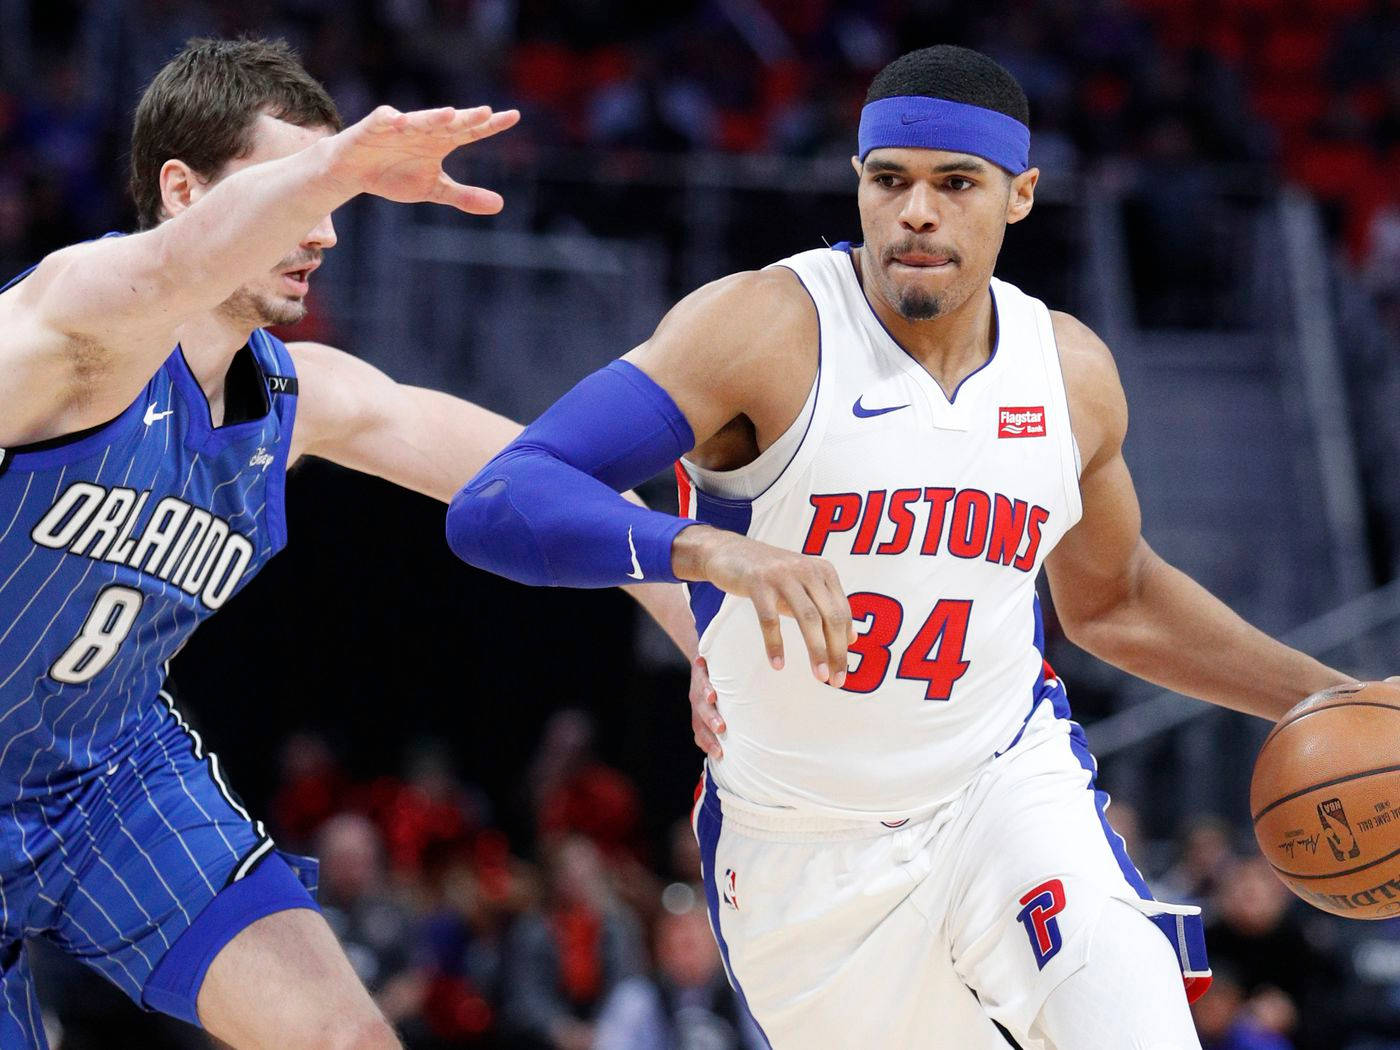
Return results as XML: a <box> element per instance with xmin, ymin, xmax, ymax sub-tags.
<box><xmin>0</xmin><ymin>300</ymin><xmax>298</xmax><ymax>800</ymax></box>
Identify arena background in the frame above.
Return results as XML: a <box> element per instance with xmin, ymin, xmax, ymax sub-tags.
<box><xmin>4</xmin><ymin>0</ymin><xmax>1400</xmax><ymax>1046</ymax></box>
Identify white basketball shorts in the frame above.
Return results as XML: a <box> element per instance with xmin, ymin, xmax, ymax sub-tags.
<box><xmin>691</xmin><ymin>702</ymin><xmax>1211</xmax><ymax>1048</ymax></box>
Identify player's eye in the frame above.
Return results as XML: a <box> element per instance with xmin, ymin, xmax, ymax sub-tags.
<box><xmin>873</xmin><ymin>174</ymin><xmax>901</xmax><ymax>189</ymax></box>
<box><xmin>946</xmin><ymin>177</ymin><xmax>974</xmax><ymax>191</ymax></box>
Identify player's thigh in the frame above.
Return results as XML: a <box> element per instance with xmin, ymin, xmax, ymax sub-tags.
<box><xmin>695</xmin><ymin>782</ymin><xmax>1010</xmax><ymax>1049</ymax></box>
<box><xmin>935</xmin><ymin>719</ymin><xmax>1202</xmax><ymax>1039</ymax></box>
<box><xmin>196</xmin><ymin>907</ymin><xmax>398</xmax><ymax>1050</ymax></box>
<box><xmin>1027</xmin><ymin>899</ymin><xmax>1202</xmax><ymax>1050</ymax></box>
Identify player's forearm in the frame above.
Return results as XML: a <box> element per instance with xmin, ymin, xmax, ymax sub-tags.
<box><xmin>33</xmin><ymin>137</ymin><xmax>352</xmax><ymax>341</ymax></box>
<box><xmin>446</xmin><ymin>361</ymin><xmax>699</xmax><ymax>588</ymax></box>
<box><xmin>148</xmin><ymin>137</ymin><xmax>352</xmax><ymax>314</ymax></box>
<box><xmin>1067</xmin><ymin>553</ymin><xmax>1352</xmax><ymax>721</ymax></box>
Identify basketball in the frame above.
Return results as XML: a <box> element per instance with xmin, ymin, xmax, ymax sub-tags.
<box><xmin>1251</xmin><ymin>682</ymin><xmax>1400</xmax><ymax>919</ymax></box>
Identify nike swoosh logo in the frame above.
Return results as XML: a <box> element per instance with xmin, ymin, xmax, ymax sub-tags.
<box><xmin>626</xmin><ymin>526</ymin><xmax>644</xmax><ymax>580</ymax></box>
<box><xmin>143</xmin><ymin>404</ymin><xmax>173</xmax><ymax>426</ymax></box>
<box><xmin>852</xmin><ymin>396</ymin><xmax>910</xmax><ymax>419</ymax></box>
<box><xmin>900</xmin><ymin>114</ymin><xmax>929</xmax><ymax>125</ymax></box>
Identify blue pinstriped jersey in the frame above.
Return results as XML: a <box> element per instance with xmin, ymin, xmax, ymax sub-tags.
<box><xmin>0</xmin><ymin>321</ymin><xmax>297</xmax><ymax>801</ymax></box>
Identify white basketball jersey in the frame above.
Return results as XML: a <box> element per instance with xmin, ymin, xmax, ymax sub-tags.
<box><xmin>677</xmin><ymin>246</ymin><xmax>1083</xmax><ymax>819</ymax></box>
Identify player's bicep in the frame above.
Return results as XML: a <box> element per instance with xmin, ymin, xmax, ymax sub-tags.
<box><xmin>23</xmin><ymin>233</ymin><xmax>189</xmax><ymax>340</ymax></box>
<box><xmin>622</xmin><ymin>268</ymin><xmax>815</xmax><ymax>448</ymax></box>
<box><xmin>287</xmin><ymin>341</ymin><xmax>397</xmax><ymax>462</ymax></box>
<box><xmin>288</xmin><ymin>341</ymin><xmax>523</xmax><ymax>501</ymax></box>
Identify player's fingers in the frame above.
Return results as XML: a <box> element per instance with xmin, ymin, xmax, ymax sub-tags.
<box><xmin>809</xmin><ymin>578</ymin><xmax>850</xmax><ymax>689</ymax></box>
<box><xmin>431</xmin><ymin>173</ymin><xmax>505</xmax><ymax>215</ymax></box>
<box><xmin>689</xmin><ymin>656</ymin><xmax>726</xmax><ymax>735</ymax></box>
<box><xmin>693</xmin><ymin>727</ymin><xmax>722</xmax><ymax>760</ymax></box>
<box><xmin>691</xmin><ymin>710</ymin><xmax>722</xmax><ymax>759</ymax></box>
<box><xmin>781</xmin><ymin>581</ymin><xmax>831</xmax><ymax>683</ymax></box>
<box><xmin>385</xmin><ymin>105</ymin><xmax>478</xmax><ymax>137</ymax></box>
<box><xmin>454</xmin><ymin>108</ymin><xmax>520</xmax><ymax>143</ymax></box>
<box><xmin>751</xmin><ymin>591</ymin><xmax>785</xmax><ymax>671</ymax></box>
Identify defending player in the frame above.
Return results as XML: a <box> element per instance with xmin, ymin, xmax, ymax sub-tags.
<box><xmin>0</xmin><ymin>38</ymin><xmax>699</xmax><ymax>1050</ymax></box>
<box><xmin>448</xmin><ymin>46</ymin><xmax>1358</xmax><ymax>1049</ymax></box>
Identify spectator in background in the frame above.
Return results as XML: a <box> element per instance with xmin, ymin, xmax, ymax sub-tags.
<box><xmin>529</xmin><ymin>710</ymin><xmax>644</xmax><ymax>864</ymax></box>
<box><xmin>414</xmin><ymin>844</ymin><xmax>510</xmax><ymax>1046</ymax></box>
<box><xmin>1192</xmin><ymin>964</ymin><xmax>1294</xmax><ymax>1050</ymax></box>
<box><xmin>1159</xmin><ymin>816</ymin><xmax>1238</xmax><ymax>907</ymax></box>
<box><xmin>593</xmin><ymin>883</ymin><xmax>765</xmax><ymax>1050</ymax></box>
<box><xmin>271</xmin><ymin>732</ymin><xmax>351</xmax><ymax>852</ymax></box>
<box><xmin>317</xmin><ymin>814</ymin><xmax>426</xmax><ymax>1030</ymax></box>
<box><xmin>1206</xmin><ymin>857</ymin><xmax>1344</xmax><ymax>1050</ymax></box>
<box><xmin>500</xmin><ymin>835</ymin><xmax>645</xmax><ymax>1050</ymax></box>
<box><xmin>668</xmin><ymin>816</ymin><xmax>703</xmax><ymax>884</ymax></box>
<box><xmin>364</xmin><ymin>740</ymin><xmax>490</xmax><ymax>879</ymax></box>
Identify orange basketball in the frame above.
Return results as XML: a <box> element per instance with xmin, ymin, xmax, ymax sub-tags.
<box><xmin>1250</xmin><ymin>681</ymin><xmax>1400</xmax><ymax>919</ymax></box>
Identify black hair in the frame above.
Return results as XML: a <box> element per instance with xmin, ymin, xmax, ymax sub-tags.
<box><xmin>865</xmin><ymin>45</ymin><xmax>1029</xmax><ymax>128</ymax></box>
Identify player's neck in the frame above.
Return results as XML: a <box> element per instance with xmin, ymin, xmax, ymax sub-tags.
<box><xmin>173</xmin><ymin>312</ymin><xmax>258</xmax><ymax>427</ymax></box>
<box><xmin>854</xmin><ymin>250</ymin><xmax>995</xmax><ymax>399</ymax></box>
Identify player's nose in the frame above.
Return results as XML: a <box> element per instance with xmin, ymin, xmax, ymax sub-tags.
<box><xmin>898</xmin><ymin>183</ymin><xmax>940</xmax><ymax>234</ymax></box>
<box><xmin>304</xmin><ymin>214</ymin><xmax>337</xmax><ymax>251</ymax></box>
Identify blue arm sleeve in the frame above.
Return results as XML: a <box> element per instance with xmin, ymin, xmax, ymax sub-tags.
<box><xmin>446</xmin><ymin>360</ymin><xmax>700</xmax><ymax>587</ymax></box>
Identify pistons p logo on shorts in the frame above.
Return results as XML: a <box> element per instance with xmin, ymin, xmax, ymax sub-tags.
<box><xmin>1016</xmin><ymin>878</ymin><xmax>1066</xmax><ymax>970</ymax></box>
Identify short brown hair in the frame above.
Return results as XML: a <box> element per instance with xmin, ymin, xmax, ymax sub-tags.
<box><xmin>129</xmin><ymin>37</ymin><xmax>343</xmax><ymax>230</ymax></box>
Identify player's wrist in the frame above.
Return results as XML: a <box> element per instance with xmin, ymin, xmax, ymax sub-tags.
<box><xmin>308</xmin><ymin>132</ymin><xmax>370</xmax><ymax>205</ymax></box>
<box><xmin>671</xmin><ymin>524</ymin><xmax>733</xmax><ymax>583</ymax></box>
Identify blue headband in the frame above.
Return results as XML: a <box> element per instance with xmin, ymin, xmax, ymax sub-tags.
<box><xmin>858</xmin><ymin>95</ymin><xmax>1030</xmax><ymax>174</ymax></box>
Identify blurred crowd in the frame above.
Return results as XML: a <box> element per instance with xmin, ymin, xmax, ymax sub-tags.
<box><xmin>1</xmin><ymin>0</ymin><xmax>1397</xmax><ymax>279</ymax></box>
<box><xmin>2</xmin><ymin>0</ymin><xmax>1399</xmax><ymax>339</ymax></box>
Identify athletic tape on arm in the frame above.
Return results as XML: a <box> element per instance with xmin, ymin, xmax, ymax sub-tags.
<box><xmin>446</xmin><ymin>360</ymin><xmax>699</xmax><ymax>587</ymax></box>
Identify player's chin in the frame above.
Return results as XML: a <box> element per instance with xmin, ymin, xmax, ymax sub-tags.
<box><xmin>263</xmin><ymin>297</ymin><xmax>308</xmax><ymax>327</ymax></box>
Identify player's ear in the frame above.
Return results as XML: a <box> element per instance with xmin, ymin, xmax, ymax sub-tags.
<box><xmin>851</xmin><ymin>155</ymin><xmax>862</xmax><ymax>178</ymax></box>
<box><xmin>1006</xmin><ymin>167</ymin><xmax>1038</xmax><ymax>225</ymax></box>
<box><xmin>158</xmin><ymin>159</ymin><xmax>208</xmax><ymax>221</ymax></box>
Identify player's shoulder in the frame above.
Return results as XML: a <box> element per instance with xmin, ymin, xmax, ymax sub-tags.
<box><xmin>651</xmin><ymin>267</ymin><xmax>816</xmax><ymax>365</ymax></box>
<box><xmin>1048</xmin><ymin>310</ymin><xmax>1128</xmax><ymax>462</ymax></box>
<box><xmin>674</xmin><ymin>266</ymin><xmax>813</xmax><ymax>330</ymax></box>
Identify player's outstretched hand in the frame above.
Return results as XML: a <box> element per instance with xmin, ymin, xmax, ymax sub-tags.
<box><xmin>325</xmin><ymin>104</ymin><xmax>520</xmax><ymax>214</ymax></box>
<box><xmin>675</xmin><ymin>526</ymin><xmax>852</xmax><ymax>688</ymax></box>
<box><xmin>690</xmin><ymin>656</ymin><xmax>725</xmax><ymax>760</ymax></box>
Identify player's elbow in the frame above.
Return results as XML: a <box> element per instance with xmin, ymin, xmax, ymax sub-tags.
<box><xmin>446</xmin><ymin>470</ymin><xmax>555</xmax><ymax>587</ymax></box>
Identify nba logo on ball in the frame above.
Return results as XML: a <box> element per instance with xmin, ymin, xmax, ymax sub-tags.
<box><xmin>1016</xmin><ymin>878</ymin><xmax>1066</xmax><ymax>969</ymax></box>
<box><xmin>1318</xmin><ymin>798</ymin><xmax>1361</xmax><ymax>861</ymax></box>
<box><xmin>722</xmin><ymin>868</ymin><xmax>739</xmax><ymax>910</ymax></box>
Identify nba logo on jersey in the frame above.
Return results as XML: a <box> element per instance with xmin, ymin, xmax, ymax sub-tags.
<box><xmin>723</xmin><ymin>868</ymin><xmax>739</xmax><ymax>910</ymax></box>
<box><xmin>1016</xmin><ymin>879</ymin><xmax>1066</xmax><ymax>970</ymax></box>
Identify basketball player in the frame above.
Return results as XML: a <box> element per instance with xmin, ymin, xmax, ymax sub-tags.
<box><xmin>448</xmin><ymin>46</ymin><xmax>1360</xmax><ymax>1049</ymax></box>
<box><xmin>0</xmin><ymin>38</ymin><xmax>701</xmax><ymax>1050</ymax></box>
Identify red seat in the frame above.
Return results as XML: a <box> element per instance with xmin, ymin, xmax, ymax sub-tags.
<box><xmin>1257</xmin><ymin>26</ymin><xmax>1329</xmax><ymax>76</ymax></box>
<box><xmin>1308</xmin><ymin>0</ymin><xmax>1368</xmax><ymax>14</ymax></box>
<box><xmin>1250</xmin><ymin>84</ymin><xmax>1328</xmax><ymax>131</ymax></box>
<box><xmin>1290</xmin><ymin>140</ymin><xmax>1378</xmax><ymax>200</ymax></box>
<box><xmin>509</xmin><ymin>43</ymin><xmax>581</xmax><ymax>108</ymax></box>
